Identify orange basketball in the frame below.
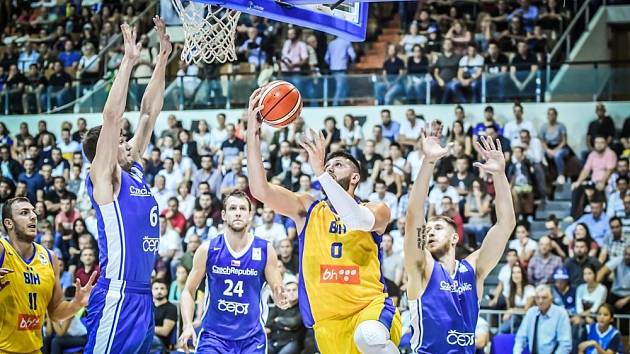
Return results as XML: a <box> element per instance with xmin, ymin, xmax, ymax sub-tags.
<box><xmin>258</xmin><ymin>81</ymin><xmax>302</xmax><ymax>128</ymax></box>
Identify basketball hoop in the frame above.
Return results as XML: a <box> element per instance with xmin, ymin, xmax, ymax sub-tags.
<box><xmin>172</xmin><ymin>0</ymin><xmax>241</xmax><ymax>64</ymax></box>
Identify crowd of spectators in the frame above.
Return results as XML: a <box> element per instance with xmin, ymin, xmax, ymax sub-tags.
<box><xmin>0</xmin><ymin>99</ymin><xmax>628</xmax><ymax>352</ymax></box>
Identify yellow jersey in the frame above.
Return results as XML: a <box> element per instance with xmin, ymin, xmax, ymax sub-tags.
<box><xmin>298</xmin><ymin>200</ymin><xmax>394</xmax><ymax>326</ymax></box>
<box><xmin>0</xmin><ymin>239</ymin><xmax>55</xmax><ymax>354</ymax></box>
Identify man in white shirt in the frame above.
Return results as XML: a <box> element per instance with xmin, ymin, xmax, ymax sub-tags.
<box><xmin>397</xmin><ymin>109</ymin><xmax>425</xmax><ymax>148</ymax></box>
<box><xmin>157</xmin><ymin>157</ymin><xmax>184</xmax><ymax>193</ymax></box>
<box><xmin>372</xmin><ymin>125</ymin><xmax>391</xmax><ymax>158</ymax></box>
<box><xmin>209</xmin><ymin>113</ymin><xmax>229</xmax><ymax>154</ymax></box>
<box><xmin>381</xmin><ymin>234</ymin><xmax>403</xmax><ymax>286</ymax></box>
<box><xmin>184</xmin><ymin>209</ymin><xmax>218</xmax><ymax>243</ymax></box>
<box><xmin>368</xmin><ymin>179</ymin><xmax>398</xmax><ymax>221</ymax></box>
<box><xmin>503</xmin><ymin>103</ymin><xmax>537</xmax><ymax>147</ymax></box>
<box><xmin>253</xmin><ymin>207</ymin><xmax>288</xmax><ymax>247</ymax></box>
<box><xmin>151</xmin><ymin>174</ymin><xmax>175</xmax><ymax>212</ymax></box>
<box><xmin>172</xmin><ymin>147</ymin><xmax>197</xmax><ymax>181</ymax></box>
<box><xmin>455</xmin><ymin>43</ymin><xmax>484</xmax><ymax>103</ymax></box>
<box><xmin>158</xmin><ymin>215</ymin><xmax>183</xmax><ymax>264</ymax></box>
<box><xmin>489</xmin><ymin>249</ymin><xmax>519</xmax><ymax>309</ymax></box>
<box><xmin>428</xmin><ymin>175</ymin><xmax>460</xmax><ymax>216</ymax></box>
<box><xmin>388</xmin><ymin>217</ymin><xmax>406</xmax><ymax>255</ymax></box>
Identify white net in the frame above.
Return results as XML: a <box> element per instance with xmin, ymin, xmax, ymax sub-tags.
<box><xmin>172</xmin><ymin>0</ymin><xmax>241</xmax><ymax>64</ymax></box>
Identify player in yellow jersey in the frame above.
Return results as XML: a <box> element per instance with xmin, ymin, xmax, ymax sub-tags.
<box><xmin>0</xmin><ymin>197</ymin><xmax>96</xmax><ymax>354</ymax></box>
<box><xmin>246</xmin><ymin>90</ymin><xmax>401</xmax><ymax>354</ymax></box>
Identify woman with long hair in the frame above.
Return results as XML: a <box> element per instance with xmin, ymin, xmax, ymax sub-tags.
<box><xmin>573</xmin><ymin>264</ymin><xmax>607</xmax><ymax>326</ymax></box>
<box><xmin>508</xmin><ymin>223</ymin><xmax>538</xmax><ymax>266</ymax></box>
<box><xmin>499</xmin><ymin>263</ymin><xmax>535</xmax><ymax>333</ymax></box>
<box><xmin>569</xmin><ymin>223</ymin><xmax>599</xmax><ymax>258</ymax></box>
<box><xmin>464</xmin><ymin>179</ymin><xmax>493</xmax><ymax>246</ymax></box>
<box><xmin>448</xmin><ymin>119</ymin><xmax>472</xmax><ymax>156</ymax></box>
<box><xmin>340</xmin><ymin>114</ymin><xmax>364</xmax><ymax>158</ymax></box>
<box><xmin>193</xmin><ymin>119</ymin><xmax>212</xmax><ymax>156</ymax></box>
<box><xmin>377</xmin><ymin>157</ymin><xmax>403</xmax><ymax>198</ymax></box>
<box><xmin>445</xmin><ymin>19</ymin><xmax>472</xmax><ymax>55</ymax></box>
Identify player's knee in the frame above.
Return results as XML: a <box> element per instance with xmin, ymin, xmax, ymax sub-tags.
<box><xmin>354</xmin><ymin>320</ymin><xmax>398</xmax><ymax>354</ymax></box>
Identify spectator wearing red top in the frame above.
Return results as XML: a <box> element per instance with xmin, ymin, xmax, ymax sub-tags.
<box><xmin>75</xmin><ymin>247</ymin><xmax>99</xmax><ymax>287</ymax></box>
<box><xmin>54</xmin><ymin>196</ymin><xmax>81</xmax><ymax>233</ymax></box>
<box><xmin>161</xmin><ymin>196</ymin><xmax>186</xmax><ymax>235</ymax></box>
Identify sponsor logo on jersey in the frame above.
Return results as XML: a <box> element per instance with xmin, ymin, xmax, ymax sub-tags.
<box><xmin>129</xmin><ymin>186</ymin><xmax>152</xmax><ymax>197</ymax></box>
<box><xmin>142</xmin><ymin>236</ymin><xmax>160</xmax><ymax>253</ymax></box>
<box><xmin>458</xmin><ymin>263</ymin><xmax>468</xmax><ymax>273</ymax></box>
<box><xmin>446</xmin><ymin>330</ymin><xmax>475</xmax><ymax>347</ymax></box>
<box><xmin>131</xmin><ymin>166</ymin><xmax>144</xmax><ymax>180</ymax></box>
<box><xmin>212</xmin><ymin>265</ymin><xmax>258</xmax><ymax>277</ymax></box>
<box><xmin>320</xmin><ymin>265</ymin><xmax>360</xmax><ymax>284</ymax></box>
<box><xmin>231</xmin><ymin>260</ymin><xmax>240</xmax><ymax>267</ymax></box>
<box><xmin>439</xmin><ymin>280</ymin><xmax>472</xmax><ymax>295</ymax></box>
<box><xmin>17</xmin><ymin>314</ymin><xmax>41</xmax><ymax>331</ymax></box>
<box><xmin>252</xmin><ymin>247</ymin><xmax>261</xmax><ymax>261</ymax></box>
<box><xmin>38</xmin><ymin>252</ymin><xmax>48</xmax><ymax>265</ymax></box>
<box><xmin>217</xmin><ymin>299</ymin><xmax>249</xmax><ymax>315</ymax></box>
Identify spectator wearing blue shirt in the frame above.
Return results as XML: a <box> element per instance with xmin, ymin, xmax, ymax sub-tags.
<box><xmin>379</xmin><ymin>109</ymin><xmax>400</xmax><ymax>143</ymax></box>
<box><xmin>472</xmin><ymin>106</ymin><xmax>502</xmax><ymax>139</ymax></box>
<box><xmin>17</xmin><ymin>43</ymin><xmax>40</xmax><ymax>73</ymax></box>
<box><xmin>551</xmin><ymin>267</ymin><xmax>577</xmax><ymax>315</ymax></box>
<box><xmin>514</xmin><ymin>284</ymin><xmax>572</xmax><ymax>354</ymax></box>
<box><xmin>325</xmin><ymin>36</ymin><xmax>356</xmax><ymax>106</ymax></box>
<box><xmin>17</xmin><ymin>158</ymin><xmax>45</xmax><ymax>202</ymax></box>
<box><xmin>565</xmin><ymin>200</ymin><xmax>611</xmax><ymax>247</ymax></box>
<box><xmin>577</xmin><ymin>304</ymin><xmax>624</xmax><ymax>354</ymax></box>
<box><xmin>58</xmin><ymin>40</ymin><xmax>81</xmax><ymax>68</ymax></box>
<box><xmin>508</xmin><ymin>0</ymin><xmax>539</xmax><ymax>33</ymax></box>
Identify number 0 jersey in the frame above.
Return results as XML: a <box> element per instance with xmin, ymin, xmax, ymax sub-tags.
<box><xmin>200</xmin><ymin>234</ymin><xmax>268</xmax><ymax>341</ymax></box>
<box><xmin>0</xmin><ymin>239</ymin><xmax>55</xmax><ymax>353</ymax></box>
<box><xmin>299</xmin><ymin>200</ymin><xmax>395</xmax><ymax>327</ymax></box>
<box><xmin>86</xmin><ymin>162</ymin><xmax>159</xmax><ymax>283</ymax></box>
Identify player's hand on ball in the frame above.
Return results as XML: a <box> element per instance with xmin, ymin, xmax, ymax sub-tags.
<box><xmin>179</xmin><ymin>324</ymin><xmax>197</xmax><ymax>353</ymax></box>
<box><xmin>246</xmin><ymin>87</ymin><xmax>265</xmax><ymax>140</ymax></box>
<box><xmin>272</xmin><ymin>284</ymin><xmax>290</xmax><ymax>310</ymax></box>
<box><xmin>297</xmin><ymin>129</ymin><xmax>327</xmax><ymax>176</ymax></box>
<box><xmin>73</xmin><ymin>271</ymin><xmax>98</xmax><ymax>307</ymax></box>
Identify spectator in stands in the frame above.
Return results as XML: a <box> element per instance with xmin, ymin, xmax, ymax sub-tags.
<box><xmin>192</xmin><ymin>155</ymin><xmax>222</xmax><ymax>198</ymax></box>
<box><xmin>375</xmin><ymin>43</ymin><xmax>405</xmax><ymax>105</ymax></box>
<box><xmin>180</xmin><ymin>234</ymin><xmax>201</xmax><ymax>272</ymax></box>
<box><xmin>18</xmin><ymin>158</ymin><xmax>44</xmax><ymax>202</ymax></box>
<box><xmin>565</xmin><ymin>238</ymin><xmax>602</xmax><ymax>287</ymax></box>
<box><xmin>454</xmin><ymin>43</ymin><xmax>484</xmax><ymax>103</ymax></box>
<box><xmin>574</xmin><ymin>264</ymin><xmax>607</xmax><ymax>323</ymax></box>
<box><xmin>513</xmin><ymin>285</ymin><xmax>572</xmax><ymax>354</ymax></box>
<box><xmin>599</xmin><ymin>217</ymin><xmax>628</xmax><ymax>263</ymax></box>
<box><xmin>1</xmin><ymin>64</ymin><xmax>25</xmax><ymax>114</ymax></box>
<box><xmin>78</xmin><ymin>42</ymin><xmax>100</xmax><ymax>89</ymax></box>
<box><xmin>175</xmin><ymin>61</ymin><xmax>201</xmax><ymax>103</ymax></box>
<box><xmin>339</xmin><ymin>114</ymin><xmax>363</xmax><ymax>156</ymax></box>
<box><xmin>503</xmin><ymin>103</ymin><xmax>536</xmax><ymax>147</ymax></box>
<box><xmin>0</xmin><ymin>145</ymin><xmax>21</xmax><ymax>182</ymax></box>
<box><xmin>519</xmin><ymin>129</ymin><xmax>546</xmax><ymax>200</ymax></box>
<box><xmin>572</xmin><ymin>135</ymin><xmax>617</xmax><ymax>200</ymax></box>
<box><xmin>445</xmin><ymin>19</ymin><xmax>472</xmax><ymax>55</ymax></box>
<box><xmin>499</xmin><ymin>263</ymin><xmax>535</xmax><ymax>333</ymax></box>
<box><xmin>379</xmin><ymin>109</ymin><xmax>399</xmax><ymax>143</ymax></box>
<box><xmin>57</xmin><ymin>129</ymin><xmax>81</xmax><ymax>161</ymax></box>
<box><xmin>325</xmin><ymin>36</ymin><xmax>356</xmax><ymax>106</ymax></box>
<box><xmin>376</xmin><ymin>158</ymin><xmax>403</xmax><ymax>198</ymax></box>
<box><xmin>173</xmin><ymin>145</ymin><xmax>196</xmax><ymax>181</ymax></box>
<box><xmin>176</xmin><ymin>181</ymin><xmax>195</xmax><ymax>219</ymax></box>
<box><xmin>508</xmin><ymin>0</ymin><xmax>539</xmax><ymax>33</ymax></box>
<box><xmin>568</xmin><ymin>223</ymin><xmax>600</xmax><ymax>259</ymax></box>
<box><xmin>607</xmin><ymin>157</ymin><xmax>628</xmax><ymax>195</ymax></box>
<box><xmin>431</xmin><ymin>38</ymin><xmax>461</xmax><ymax>104</ymax></box>
<box><xmin>405</xmin><ymin>45</ymin><xmax>429</xmax><ymax>104</ymax></box>
<box><xmin>151</xmin><ymin>175</ymin><xmax>174</xmax><ymax>213</ymax></box>
<box><xmin>566</xmin><ymin>200</ymin><xmax>611</xmax><ymax>247</ymax></box>
<box><xmin>489</xmin><ymin>249</ymin><xmax>518</xmax><ymax>310</ymax></box>
<box><xmin>464</xmin><ymin>179</ymin><xmax>493</xmax><ymax>247</ymax></box>
<box><xmin>482</xmin><ymin>42</ymin><xmax>509</xmax><ymax>101</ymax></box>
<box><xmin>238</xmin><ymin>27</ymin><xmax>266</xmax><ymax>69</ymax></box>
<box><xmin>509</xmin><ymin>40</ymin><xmax>538</xmax><ymax>99</ymax></box>
<box><xmin>280</xmin><ymin>27</ymin><xmax>308</xmax><ymax>92</ymax></box>
<box><xmin>538</xmin><ymin>0</ymin><xmax>570</xmax><ymax>33</ymax></box>
<box><xmin>439</xmin><ymin>195</ymin><xmax>465</xmax><ymax>243</ymax></box>
<box><xmin>321</xmin><ymin>116</ymin><xmax>341</xmax><ymax>151</ymax></box>
<box><xmin>58</xmin><ymin>40</ymin><xmax>80</xmax><ymax>69</ymax></box>
<box><xmin>596</xmin><ymin>245</ymin><xmax>630</xmax><ymax>314</ymax></box>
<box><xmin>278</xmin><ymin>239</ymin><xmax>298</xmax><ymax>275</ymax></box>
<box><xmin>157</xmin><ymin>215</ymin><xmax>182</xmax><ymax>280</ymax></box>
<box><xmin>577</xmin><ymin>304</ymin><xmax>624</xmax><ymax>354</ymax></box>
<box><xmin>75</xmin><ymin>247</ymin><xmax>99</xmax><ymax>287</ymax></box>
<box><xmin>551</xmin><ymin>267</ymin><xmax>577</xmax><ymax>315</ymax></box>
<box><xmin>158</xmin><ymin>157</ymin><xmax>184</xmax><ymax>194</ymax></box>
<box><xmin>586</xmin><ymin>103</ymin><xmax>616</xmax><ymax>153</ymax></box>
<box><xmin>381</xmin><ymin>234</ymin><xmax>403</xmax><ymax>286</ymax></box>
<box><xmin>161</xmin><ymin>197</ymin><xmax>186</xmax><ymax>235</ymax></box>
<box><xmin>254</xmin><ymin>207</ymin><xmax>288</xmax><ymax>247</ymax></box>
<box><xmin>42</xmin><ymin>60</ymin><xmax>72</xmax><ymax>110</ymax></box>
<box><xmin>428</xmin><ymin>174</ymin><xmax>460</xmax><ymax>217</ymax></box>
<box><xmin>539</xmin><ymin>107</ymin><xmax>571</xmax><ymax>185</ymax></box>
<box><xmin>169</xmin><ymin>264</ymin><xmax>189</xmax><ymax>303</ymax></box>
<box><xmin>219</xmin><ymin>123</ymin><xmax>245</xmax><ymax>167</ymax></box>
<box><xmin>509</xmin><ymin>223</ymin><xmax>538</xmax><ymax>266</ymax></box>
<box><xmin>475</xmin><ymin>316</ymin><xmax>490</xmax><ymax>353</ymax></box>
<box><xmin>21</xmin><ymin>64</ymin><xmax>45</xmax><ymax>114</ymax></box>
<box><xmin>266</xmin><ymin>280</ymin><xmax>304</xmax><ymax>354</ymax></box>
<box><xmin>545</xmin><ymin>215</ymin><xmax>570</xmax><ymax>259</ymax></box>
<box><xmin>607</xmin><ymin>176</ymin><xmax>627</xmax><ymax>218</ymax></box>
<box><xmin>450</xmin><ymin>155</ymin><xmax>474</xmax><ymax>198</ymax></box>
<box><xmin>368</xmin><ymin>179</ymin><xmax>397</xmax><ymax>222</ymax></box>
<box><xmin>152</xmin><ymin>279</ymin><xmax>177</xmax><ymax>351</ymax></box>
<box><xmin>400</xmin><ymin>21</ymin><xmax>427</xmax><ymax>55</ymax></box>
<box><xmin>185</xmin><ymin>208</ymin><xmax>217</xmax><ymax>243</ymax></box>
<box><xmin>528</xmin><ymin>236</ymin><xmax>563</xmax><ymax>285</ymax></box>
<box><xmin>508</xmin><ymin>146</ymin><xmax>535</xmax><ymax>217</ymax></box>
<box><xmin>55</xmin><ymin>196</ymin><xmax>81</xmax><ymax>233</ymax></box>
<box><xmin>47</xmin><ymin>287</ymin><xmax>88</xmax><ymax>354</ymax></box>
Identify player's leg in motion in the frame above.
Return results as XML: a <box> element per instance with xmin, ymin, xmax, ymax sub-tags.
<box><xmin>354</xmin><ymin>320</ymin><xmax>400</xmax><ymax>354</ymax></box>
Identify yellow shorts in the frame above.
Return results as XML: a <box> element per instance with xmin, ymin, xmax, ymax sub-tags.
<box><xmin>313</xmin><ymin>296</ymin><xmax>402</xmax><ymax>354</ymax></box>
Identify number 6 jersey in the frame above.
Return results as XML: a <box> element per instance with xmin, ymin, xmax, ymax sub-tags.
<box><xmin>200</xmin><ymin>234</ymin><xmax>268</xmax><ymax>341</ymax></box>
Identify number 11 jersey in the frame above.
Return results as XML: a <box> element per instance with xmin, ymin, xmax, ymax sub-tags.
<box><xmin>201</xmin><ymin>234</ymin><xmax>268</xmax><ymax>341</ymax></box>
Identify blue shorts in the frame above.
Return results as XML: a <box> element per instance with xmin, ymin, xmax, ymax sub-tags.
<box><xmin>196</xmin><ymin>329</ymin><xmax>267</xmax><ymax>354</ymax></box>
<box><xmin>83</xmin><ymin>278</ymin><xmax>155</xmax><ymax>354</ymax></box>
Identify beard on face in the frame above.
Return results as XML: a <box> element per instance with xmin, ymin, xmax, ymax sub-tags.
<box><xmin>154</xmin><ymin>294</ymin><xmax>166</xmax><ymax>301</ymax></box>
<box><xmin>16</xmin><ymin>224</ymin><xmax>36</xmax><ymax>243</ymax></box>
<box><xmin>227</xmin><ymin>221</ymin><xmax>247</xmax><ymax>233</ymax></box>
<box><xmin>336</xmin><ymin>175</ymin><xmax>352</xmax><ymax>191</ymax></box>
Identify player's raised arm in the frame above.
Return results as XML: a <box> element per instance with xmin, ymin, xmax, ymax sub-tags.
<box><xmin>179</xmin><ymin>242</ymin><xmax>209</xmax><ymax>353</ymax></box>
<box><xmin>404</xmin><ymin>122</ymin><xmax>448</xmax><ymax>300</ymax></box>
<box><xmin>129</xmin><ymin>16</ymin><xmax>172</xmax><ymax>162</ymax></box>
<box><xmin>246</xmin><ymin>89</ymin><xmax>313</xmax><ymax>221</ymax></box>
<box><xmin>88</xmin><ymin>23</ymin><xmax>140</xmax><ymax>205</ymax></box>
<box><xmin>468</xmin><ymin>136</ymin><xmax>516</xmax><ymax>280</ymax></box>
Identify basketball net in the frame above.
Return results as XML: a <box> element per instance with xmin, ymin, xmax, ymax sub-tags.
<box><xmin>172</xmin><ymin>0</ymin><xmax>241</xmax><ymax>64</ymax></box>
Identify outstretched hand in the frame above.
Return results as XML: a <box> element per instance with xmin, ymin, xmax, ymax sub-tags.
<box><xmin>297</xmin><ymin>129</ymin><xmax>327</xmax><ymax>176</ymax></box>
<box><xmin>153</xmin><ymin>16</ymin><xmax>172</xmax><ymax>57</ymax></box>
<box><xmin>72</xmin><ymin>271</ymin><xmax>98</xmax><ymax>307</ymax></box>
<box><xmin>473</xmin><ymin>135</ymin><xmax>506</xmax><ymax>175</ymax></box>
<box><xmin>420</xmin><ymin>120</ymin><xmax>449</xmax><ymax>163</ymax></box>
<box><xmin>245</xmin><ymin>88</ymin><xmax>264</xmax><ymax>141</ymax></box>
<box><xmin>272</xmin><ymin>284</ymin><xmax>290</xmax><ymax>310</ymax></box>
<box><xmin>120</xmin><ymin>23</ymin><xmax>141</xmax><ymax>64</ymax></box>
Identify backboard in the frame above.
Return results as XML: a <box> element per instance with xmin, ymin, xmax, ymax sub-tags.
<box><xmin>193</xmin><ymin>0</ymin><xmax>369</xmax><ymax>41</ymax></box>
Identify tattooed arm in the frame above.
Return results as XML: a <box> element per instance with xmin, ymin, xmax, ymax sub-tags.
<box><xmin>404</xmin><ymin>122</ymin><xmax>448</xmax><ymax>300</ymax></box>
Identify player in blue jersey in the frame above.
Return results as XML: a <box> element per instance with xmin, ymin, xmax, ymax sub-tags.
<box><xmin>178</xmin><ymin>190</ymin><xmax>288</xmax><ymax>354</ymax></box>
<box><xmin>404</xmin><ymin>123</ymin><xmax>516</xmax><ymax>353</ymax></box>
<box><xmin>80</xmin><ymin>17</ymin><xmax>172</xmax><ymax>354</ymax></box>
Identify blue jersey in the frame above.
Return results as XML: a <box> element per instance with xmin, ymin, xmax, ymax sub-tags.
<box><xmin>585</xmin><ymin>323</ymin><xmax>622</xmax><ymax>354</ymax></box>
<box><xmin>86</xmin><ymin>162</ymin><xmax>159</xmax><ymax>282</ymax></box>
<box><xmin>410</xmin><ymin>259</ymin><xmax>479</xmax><ymax>353</ymax></box>
<box><xmin>201</xmin><ymin>234</ymin><xmax>268</xmax><ymax>341</ymax></box>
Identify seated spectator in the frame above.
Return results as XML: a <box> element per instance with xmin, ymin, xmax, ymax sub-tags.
<box><xmin>483</xmin><ymin>42</ymin><xmax>509</xmax><ymax>102</ymax></box>
<box><xmin>472</xmin><ymin>105</ymin><xmax>502</xmax><ymax>140</ymax></box>
<box><xmin>551</xmin><ymin>267</ymin><xmax>577</xmax><ymax>315</ymax></box>
<box><xmin>431</xmin><ymin>39</ymin><xmax>462</xmax><ymax>104</ymax></box>
<box><xmin>378</xmin><ymin>109</ymin><xmax>400</xmax><ymax>144</ymax></box>
<box><xmin>254</xmin><ymin>208</ymin><xmax>288</xmax><ymax>247</ymax></box>
<box><xmin>324</xmin><ymin>36</ymin><xmax>356</xmax><ymax>106</ymax></box>
<box><xmin>586</xmin><ymin>103</ymin><xmax>616</xmax><ymax>154</ymax></box>
<box><xmin>368</xmin><ymin>179</ymin><xmax>398</xmax><ymax>222</ymax></box>
<box><xmin>238</xmin><ymin>27</ymin><xmax>266</xmax><ymax>69</ymax></box>
<box><xmin>381</xmin><ymin>234</ymin><xmax>403</xmax><ymax>287</ymax></box>
<box><xmin>464</xmin><ymin>179</ymin><xmax>493</xmax><ymax>246</ymax></box>
<box><xmin>180</xmin><ymin>234</ymin><xmax>202</xmax><ymax>272</ymax></box>
<box><xmin>488</xmin><ymin>249</ymin><xmax>519</xmax><ymax>310</ymax></box>
<box><xmin>54</xmin><ymin>196</ymin><xmax>81</xmax><ymax>233</ymax></box>
<box><xmin>58</xmin><ymin>40</ymin><xmax>80</xmax><ymax>69</ymax></box>
<box><xmin>374</xmin><ymin>43</ymin><xmax>405</xmax><ymax>105</ymax></box>
<box><xmin>566</xmin><ymin>200</ymin><xmax>611</xmax><ymax>247</ymax></box>
<box><xmin>339</xmin><ymin>114</ymin><xmax>364</xmax><ymax>156</ymax></box>
<box><xmin>277</xmin><ymin>239</ymin><xmax>298</xmax><ymax>275</ymax></box>
<box><xmin>75</xmin><ymin>247</ymin><xmax>99</xmax><ymax>287</ymax></box>
<box><xmin>157</xmin><ymin>215</ymin><xmax>183</xmax><ymax>279</ymax></box>
<box><xmin>508</xmin><ymin>0</ymin><xmax>539</xmax><ymax>33</ymax></box>
<box><xmin>428</xmin><ymin>175</ymin><xmax>460</xmax><ymax>217</ymax></box>
<box><xmin>599</xmin><ymin>217</ymin><xmax>629</xmax><ymax>263</ymax></box>
<box><xmin>454</xmin><ymin>43</ymin><xmax>484</xmax><ymax>103</ymax></box>
<box><xmin>219</xmin><ymin>123</ymin><xmax>245</xmax><ymax>167</ymax></box>
<box><xmin>21</xmin><ymin>64</ymin><xmax>45</xmax><ymax>114</ymax></box>
<box><xmin>475</xmin><ymin>13</ymin><xmax>497</xmax><ymax>52</ymax></box>
<box><xmin>152</xmin><ymin>279</ymin><xmax>177</xmax><ymax>351</ymax></box>
<box><xmin>508</xmin><ymin>223</ymin><xmax>538</xmax><ymax>266</ymax></box>
<box><xmin>400</xmin><ymin>21</ymin><xmax>427</xmax><ymax>55</ymax></box>
<box><xmin>42</xmin><ymin>61</ymin><xmax>72</xmax><ymax>110</ymax></box>
<box><xmin>538</xmin><ymin>0</ymin><xmax>570</xmax><ymax>33</ymax></box>
<box><xmin>607</xmin><ymin>176</ymin><xmax>628</xmax><ymax>218</ymax></box>
<box><xmin>405</xmin><ymin>45</ymin><xmax>430</xmax><ymax>104</ymax></box>
<box><xmin>499</xmin><ymin>263</ymin><xmax>534</xmax><ymax>333</ymax></box>
<box><xmin>161</xmin><ymin>197</ymin><xmax>186</xmax><ymax>235</ymax></box>
<box><xmin>596</xmin><ymin>245</ymin><xmax>630</xmax><ymax>315</ymax></box>
<box><xmin>526</xmin><ymin>25</ymin><xmax>547</xmax><ymax>58</ymax></box>
<box><xmin>396</xmin><ymin>109</ymin><xmax>424</xmax><ymax>149</ymax></box>
<box><xmin>607</xmin><ymin>157</ymin><xmax>628</xmax><ymax>195</ymax></box>
<box><xmin>266</xmin><ymin>280</ymin><xmax>304</xmax><ymax>354</ymax></box>
<box><xmin>574</xmin><ymin>264</ymin><xmax>607</xmax><ymax>325</ymax></box>
<box><xmin>509</xmin><ymin>40</ymin><xmax>538</xmax><ymax>99</ymax></box>
<box><xmin>78</xmin><ymin>42</ymin><xmax>100</xmax><ymax>89</ymax></box>
<box><xmin>544</xmin><ymin>215</ymin><xmax>570</xmax><ymax>259</ymax></box>
<box><xmin>503</xmin><ymin>103</ymin><xmax>537</xmax><ymax>148</ymax></box>
<box><xmin>577</xmin><ymin>304</ymin><xmax>624</xmax><ymax>354</ymax></box>
<box><xmin>169</xmin><ymin>264</ymin><xmax>189</xmax><ymax>303</ymax></box>
<box><xmin>572</xmin><ymin>136</ymin><xmax>617</xmax><ymax>209</ymax></box>
<box><xmin>280</xmin><ymin>161</ymin><xmax>303</xmax><ymax>192</ymax></box>
<box><xmin>513</xmin><ymin>285</ymin><xmax>572</xmax><ymax>354</ymax></box>
<box><xmin>497</xmin><ymin>15</ymin><xmax>527</xmax><ymax>53</ymax></box>
<box><xmin>185</xmin><ymin>209</ymin><xmax>218</xmax><ymax>243</ymax></box>
<box><xmin>376</xmin><ymin>158</ymin><xmax>403</xmax><ymax>198</ymax></box>
<box><xmin>508</xmin><ymin>146</ymin><xmax>535</xmax><ymax>216</ymax></box>
<box><xmin>519</xmin><ymin>129</ymin><xmax>546</xmax><ymax>200</ymax></box>
<box><xmin>1</xmin><ymin>64</ymin><xmax>25</xmax><ymax>114</ymax></box>
<box><xmin>528</xmin><ymin>236</ymin><xmax>563</xmax><ymax>285</ymax></box>
<box><xmin>475</xmin><ymin>316</ymin><xmax>490</xmax><ymax>353</ymax></box>
<box><xmin>565</xmin><ymin>239</ymin><xmax>602</xmax><ymax>287</ymax></box>
<box><xmin>539</xmin><ymin>107</ymin><xmax>571</xmax><ymax>185</ymax></box>
<box><xmin>444</xmin><ymin>19</ymin><xmax>472</xmax><ymax>55</ymax></box>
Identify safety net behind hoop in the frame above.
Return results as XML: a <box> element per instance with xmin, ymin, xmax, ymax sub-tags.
<box><xmin>172</xmin><ymin>0</ymin><xmax>241</xmax><ymax>64</ymax></box>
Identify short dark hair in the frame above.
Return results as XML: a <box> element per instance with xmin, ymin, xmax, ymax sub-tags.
<box><xmin>223</xmin><ymin>190</ymin><xmax>252</xmax><ymax>211</ymax></box>
<box><xmin>2</xmin><ymin>197</ymin><xmax>31</xmax><ymax>231</ymax></box>
<box><xmin>513</xmin><ymin>102</ymin><xmax>523</xmax><ymax>111</ymax></box>
<box><xmin>484</xmin><ymin>105</ymin><xmax>494</xmax><ymax>113</ymax></box>
<box><xmin>82</xmin><ymin>125</ymin><xmax>102</xmax><ymax>163</ymax></box>
<box><xmin>428</xmin><ymin>215</ymin><xmax>458</xmax><ymax>233</ymax></box>
<box><xmin>546</xmin><ymin>214</ymin><xmax>559</xmax><ymax>225</ymax></box>
<box><xmin>324</xmin><ymin>116</ymin><xmax>337</xmax><ymax>125</ymax></box>
<box><xmin>617</xmin><ymin>175</ymin><xmax>628</xmax><ymax>184</ymax></box>
<box><xmin>152</xmin><ymin>278</ymin><xmax>169</xmax><ymax>287</ymax></box>
<box><xmin>325</xmin><ymin>150</ymin><xmax>361</xmax><ymax>174</ymax></box>
<box><xmin>574</xmin><ymin>238</ymin><xmax>589</xmax><ymax>248</ymax></box>
<box><xmin>506</xmin><ymin>248</ymin><xmax>518</xmax><ymax>256</ymax></box>
<box><xmin>380</xmin><ymin>109</ymin><xmax>391</xmax><ymax>115</ymax></box>
<box><xmin>610</xmin><ymin>216</ymin><xmax>622</xmax><ymax>225</ymax></box>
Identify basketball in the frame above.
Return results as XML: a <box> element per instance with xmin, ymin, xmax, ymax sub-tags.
<box><xmin>258</xmin><ymin>80</ymin><xmax>302</xmax><ymax>128</ymax></box>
